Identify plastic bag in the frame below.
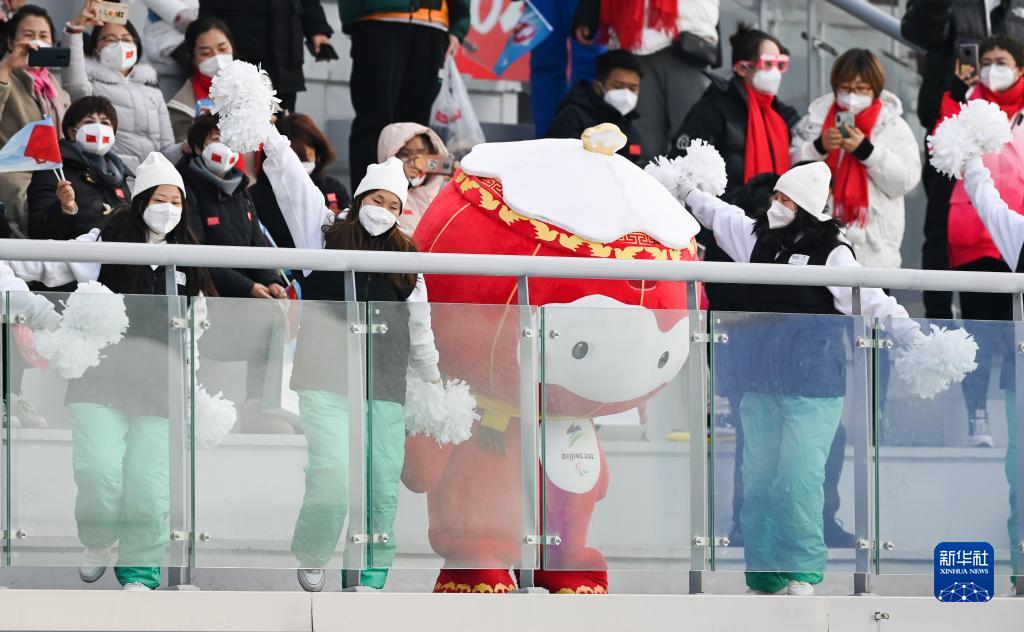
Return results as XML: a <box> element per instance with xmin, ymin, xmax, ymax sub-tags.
<box><xmin>430</xmin><ymin>57</ymin><xmax>486</xmax><ymax>159</ymax></box>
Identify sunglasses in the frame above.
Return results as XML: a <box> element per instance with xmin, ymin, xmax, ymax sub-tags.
<box><xmin>734</xmin><ymin>54</ymin><xmax>791</xmax><ymax>74</ymax></box>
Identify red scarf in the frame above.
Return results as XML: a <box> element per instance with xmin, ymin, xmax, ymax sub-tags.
<box><xmin>822</xmin><ymin>98</ymin><xmax>883</xmax><ymax>227</ymax></box>
<box><xmin>970</xmin><ymin>78</ymin><xmax>1024</xmax><ymax>118</ymax></box>
<box><xmin>192</xmin><ymin>70</ymin><xmax>213</xmax><ymax>101</ymax></box>
<box><xmin>599</xmin><ymin>0</ymin><xmax>678</xmax><ymax>52</ymax></box>
<box><xmin>742</xmin><ymin>82</ymin><xmax>791</xmax><ymax>183</ymax></box>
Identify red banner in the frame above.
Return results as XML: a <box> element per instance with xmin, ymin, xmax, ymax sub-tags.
<box><xmin>456</xmin><ymin>0</ymin><xmax>532</xmax><ymax>82</ymax></box>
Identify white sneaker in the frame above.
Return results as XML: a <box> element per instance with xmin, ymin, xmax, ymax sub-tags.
<box><xmin>786</xmin><ymin>580</ymin><xmax>815</xmax><ymax>596</ymax></box>
<box><xmin>297</xmin><ymin>569</ymin><xmax>325</xmax><ymax>592</ymax></box>
<box><xmin>79</xmin><ymin>547</ymin><xmax>111</xmax><ymax>583</ymax></box>
<box><xmin>121</xmin><ymin>582</ymin><xmax>152</xmax><ymax>591</ymax></box>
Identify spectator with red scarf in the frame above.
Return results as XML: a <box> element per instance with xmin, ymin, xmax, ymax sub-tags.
<box><xmin>166</xmin><ymin>16</ymin><xmax>233</xmax><ymax>143</ymax></box>
<box><xmin>791</xmin><ymin>48</ymin><xmax>920</xmax><ymax>270</ymax></box>
<box><xmin>934</xmin><ymin>34</ymin><xmax>1024</xmax><ymax>447</ymax></box>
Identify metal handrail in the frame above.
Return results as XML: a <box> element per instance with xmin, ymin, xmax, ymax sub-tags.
<box><xmin>821</xmin><ymin>0</ymin><xmax>920</xmax><ymax>52</ymax></box>
<box><xmin>3</xmin><ymin>238</ymin><xmax>1024</xmax><ymax>294</ymax></box>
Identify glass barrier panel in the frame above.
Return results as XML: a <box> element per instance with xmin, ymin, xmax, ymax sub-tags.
<box><xmin>876</xmin><ymin>317</ymin><xmax>1020</xmax><ymax>587</ymax></box>
<box><xmin>193</xmin><ymin>297</ymin><xmax>363</xmax><ymax>571</ymax></box>
<box><xmin>370</xmin><ymin>301</ymin><xmax>530</xmax><ymax>593</ymax></box>
<box><xmin>538</xmin><ymin>303</ymin><xmax>692</xmax><ymax>591</ymax></box>
<box><xmin>7</xmin><ymin>291</ymin><xmax>187</xmax><ymax>579</ymax></box>
<box><xmin>710</xmin><ymin>310</ymin><xmax>867</xmax><ymax>594</ymax></box>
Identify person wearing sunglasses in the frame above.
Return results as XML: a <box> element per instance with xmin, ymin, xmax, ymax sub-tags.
<box><xmin>63</xmin><ymin>1</ymin><xmax>175</xmax><ymax>173</ymax></box>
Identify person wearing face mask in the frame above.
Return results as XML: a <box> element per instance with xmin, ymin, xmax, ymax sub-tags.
<box><xmin>791</xmin><ymin>49</ymin><xmax>921</xmax><ymax>270</ymax></box>
<box><xmin>167</xmin><ymin>17</ymin><xmax>235</xmax><ymax>143</ymax></box>
<box><xmin>933</xmin><ymin>34</ymin><xmax>1024</xmax><ymax>447</ymax></box>
<box><xmin>0</xmin><ymin>4</ymin><xmax>71</xmax><ymax>237</ymax></box>
<box><xmin>251</xmin><ymin>113</ymin><xmax>350</xmax><ymax>250</ymax></box>
<box><xmin>679</xmin><ymin>161</ymin><xmax>927</xmax><ymax>596</ymax></box>
<box><xmin>26</xmin><ymin>96</ymin><xmax>129</xmax><ymax>245</ymax></box>
<box><xmin>545</xmin><ymin>50</ymin><xmax>645</xmax><ymax>164</ymax></box>
<box><xmin>177</xmin><ymin>113</ymin><xmax>286</xmax><ymax>300</ymax></box>
<box><xmin>61</xmin><ymin>2</ymin><xmax>175</xmax><ymax>173</ymax></box>
<box><xmin>261</xmin><ymin>126</ymin><xmax>441</xmax><ymax>593</ymax></box>
<box><xmin>6</xmin><ymin>151</ymin><xmax>218</xmax><ymax>591</ymax></box>
<box><xmin>377</xmin><ymin>121</ymin><xmax>453</xmax><ymax>231</ymax></box>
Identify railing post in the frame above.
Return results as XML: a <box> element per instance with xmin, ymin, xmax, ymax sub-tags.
<box><xmin>165</xmin><ymin>265</ymin><xmax>194</xmax><ymax>589</ymax></box>
<box><xmin>343</xmin><ymin>270</ymin><xmax>368</xmax><ymax>589</ymax></box>
<box><xmin>687</xmin><ymin>282</ymin><xmax>708</xmax><ymax>594</ymax></box>
<box><xmin>806</xmin><ymin>0</ymin><xmax>820</xmax><ymax>104</ymax></box>
<box><xmin>1013</xmin><ymin>292</ymin><xmax>1024</xmax><ymax>595</ymax></box>
<box><xmin>850</xmin><ymin>287</ymin><xmax>873</xmax><ymax>594</ymax></box>
<box><xmin>1</xmin><ymin>292</ymin><xmax>9</xmax><ymax>568</ymax></box>
<box><xmin>518</xmin><ymin>276</ymin><xmax>540</xmax><ymax>590</ymax></box>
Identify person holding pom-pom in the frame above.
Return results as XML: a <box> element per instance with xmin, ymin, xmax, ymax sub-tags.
<box><xmin>260</xmin><ymin>124</ymin><xmax>443</xmax><ymax>593</ymax></box>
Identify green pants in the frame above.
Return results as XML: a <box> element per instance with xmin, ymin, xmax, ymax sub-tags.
<box><xmin>70</xmin><ymin>403</ymin><xmax>169</xmax><ymax>589</ymax></box>
<box><xmin>290</xmin><ymin>390</ymin><xmax>405</xmax><ymax>589</ymax></box>
<box><xmin>1006</xmin><ymin>392</ymin><xmax>1020</xmax><ymax>583</ymax></box>
<box><xmin>739</xmin><ymin>392</ymin><xmax>843</xmax><ymax>594</ymax></box>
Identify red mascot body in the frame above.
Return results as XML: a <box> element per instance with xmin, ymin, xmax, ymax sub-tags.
<box><xmin>403</xmin><ymin>129</ymin><xmax>699</xmax><ymax>594</ymax></box>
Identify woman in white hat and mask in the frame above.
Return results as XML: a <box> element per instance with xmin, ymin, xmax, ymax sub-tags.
<box><xmin>682</xmin><ymin>161</ymin><xmax>925</xmax><ymax>597</ymax></box>
<box><xmin>6</xmin><ymin>151</ymin><xmax>216</xmax><ymax>592</ymax></box>
<box><xmin>260</xmin><ymin>127</ymin><xmax>441</xmax><ymax>593</ymax></box>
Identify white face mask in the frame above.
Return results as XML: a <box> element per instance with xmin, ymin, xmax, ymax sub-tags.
<box><xmin>603</xmin><ymin>88</ymin><xmax>638</xmax><ymax>116</ymax></box>
<box><xmin>766</xmin><ymin>200</ymin><xmax>796</xmax><ymax>229</ymax></box>
<box><xmin>99</xmin><ymin>41</ymin><xmax>137</xmax><ymax>72</ymax></box>
<box><xmin>301</xmin><ymin>161</ymin><xmax>316</xmax><ymax>175</ymax></box>
<box><xmin>75</xmin><ymin>123</ymin><xmax>115</xmax><ymax>156</ymax></box>
<box><xmin>752</xmin><ymin>68</ymin><xmax>782</xmax><ymax>95</ymax></box>
<box><xmin>197</xmin><ymin>53</ymin><xmax>232</xmax><ymax>78</ymax></box>
<box><xmin>202</xmin><ymin>142</ymin><xmax>239</xmax><ymax>175</ymax></box>
<box><xmin>408</xmin><ymin>173</ymin><xmax>426</xmax><ymax>187</ymax></box>
<box><xmin>143</xmin><ymin>202</ymin><xmax>182</xmax><ymax>238</ymax></box>
<box><xmin>836</xmin><ymin>91</ymin><xmax>873</xmax><ymax>116</ymax></box>
<box><xmin>28</xmin><ymin>39</ymin><xmax>49</xmax><ymax>50</ymax></box>
<box><xmin>981</xmin><ymin>64</ymin><xmax>1018</xmax><ymax>93</ymax></box>
<box><xmin>358</xmin><ymin>204</ymin><xmax>398</xmax><ymax>236</ymax></box>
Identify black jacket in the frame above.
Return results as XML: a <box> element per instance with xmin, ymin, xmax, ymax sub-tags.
<box><xmin>178</xmin><ymin>157</ymin><xmax>283</xmax><ymax>297</ymax></box>
<box><xmin>199</xmin><ymin>0</ymin><xmax>333</xmax><ymax>95</ymax></box>
<box><xmin>670</xmin><ymin>75</ymin><xmax>798</xmax><ymax>202</ymax></box>
<box><xmin>902</xmin><ymin>0</ymin><xmax>1024</xmax><ymax>130</ymax></box>
<box><xmin>27</xmin><ymin>140</ymin><xmax>129</xmax><ymax>241</ymax></box>
<box><xmin>545</xmin><ymin>81</ymin><xmax>644</xmax><ymax>163</ymax></box>
<box><xmin>250</xmin><ymin>169</ymin><xmax>350</xmax><ymax>250</ymax></box>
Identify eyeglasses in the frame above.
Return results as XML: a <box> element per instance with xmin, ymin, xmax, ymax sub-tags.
<box><xmin>734</xmin><ymin>54</ymin><xmax>791</xmax><ymax>74</ymax></box>
<box><xmin>836</xmin><ymin>84</ymin><xmax>874</xmax><ymax>97</ymax></box>
<box><xmin>98</xmin><ymin>35</ymin><xmax>135</xmax><ymax>45</ymax></box>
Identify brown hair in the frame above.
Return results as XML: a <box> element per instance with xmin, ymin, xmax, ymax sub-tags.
<box><xmin>830</xmin><ymin>48</ymin><xmax>885</xmax><ymax>97</ymax></box>
<box><xmin>323</xmin><ymin>192</ymin><xmax>417</xmax><ymax>294</ymax></box>
<box><xmin>63</xmin><ymin>96</ymin><xmax>119</xmax><ymax>138</ymax></box>
<box><xmin>276</xmin><ymin>113</ymin><xmax>336</xmax><ymax>173</ymax></box>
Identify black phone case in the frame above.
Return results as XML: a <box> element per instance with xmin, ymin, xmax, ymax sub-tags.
<box><xmin>27</xmin><ymin>47</ymin><xmax>70</xmax><ymax>68</ymax></box>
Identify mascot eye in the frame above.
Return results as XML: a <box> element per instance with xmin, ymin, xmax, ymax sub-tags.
<box><xmin>658</xmin><ymin>351</ymin><xmax>670</xmax><ymax>369</ymax></box>
<box><xmin>572</xmin><ymin>341</ymin><xmax>589</xmax><ymax>360</ymax></box>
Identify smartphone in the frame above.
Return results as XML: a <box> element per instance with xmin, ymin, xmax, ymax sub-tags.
<box><xmin>96</xmin><ymin>1</ymin><xmax>130</xmax><ymax>25</ymax></box>
<box><xmin>835</xmin><ymin>111</ymin><xmax>855</xmax><ymax>138</ymax></box>
<box><xmin>27</xmin><ymin>47</ymin><xmax>70</xmax><ymax>68</ymax></box>
<box><xmin>305</xmin><ymin>40</ymin><xmax>339</xmax><ymax>61</ymax></box>
<box><xmin>414</xmin><ymin>154</ymin><xmax>456</xmax><ymax>176</ymax></box>
<box><xmin>959</xmin><ymin>42</ymin><xmax>980</xmax><ymax>79</ymax></box>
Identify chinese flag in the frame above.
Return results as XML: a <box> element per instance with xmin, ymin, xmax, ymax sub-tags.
<box><xmin>24</xmin><ymin>123</ymin><xmax>61</xmax><ymax>165</ymax></box>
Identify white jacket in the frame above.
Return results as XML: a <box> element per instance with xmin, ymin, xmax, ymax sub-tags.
<box><xmin>139</xmin><ymin>0</ymin><xmax>199</xmax><ymax>75</ymax></box>
<box><xmin>63</xmin><ymin>32</ymin><xmax>175</xmax><ymax>173</ymax></box>
<box><xmin>790</xmin><ymin>90</ymin><xmax>921</xmax><ymax>269</ymax></box>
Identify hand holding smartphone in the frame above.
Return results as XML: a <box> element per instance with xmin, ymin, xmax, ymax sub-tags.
<box><xmin>958</xmin><ymin>42</ymin><xmax>980</xmax><ymax>83</ymax></box>
<box><xmin>835</xmin><ymin>111</ymin><xmax>855</xmax><ymax>138</ymax></box>
<box><xmin>96</xmin><ymin>1</ymin><xmax>130</xmax><ymax>25</ymax></box>
<box><xmin>413</xmin><ymin>154</ymin><xmax>457</xmax><ymax>176</ymax></box>
<box><xmin>27</xmin><ymin>47</ymin><xmax>70</xmax><ymax>68</ymax></box>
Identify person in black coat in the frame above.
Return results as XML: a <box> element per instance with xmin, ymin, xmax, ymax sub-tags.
<box><xmin>28</xmin><ymin>96</ymin><xmax>129</xmax><ymax>241</ymax></box>
<box><xmin>251</xmin><ymin>112</ymin><xmax>350</xmax><ymax>251</ymax></box>
<box><xmin>197</xmin><ymin>0</ymin><xmax>333</xmax><ymax>112</ymax></box>
<box><xmin>546</xmin><ymin>49</ymin><xmax>645</xmax><ymax>163</ymax></box>
<box><xmin>179</xmin><ymin>113</ymin><xmax>286</xmax><ymax>299</ymax></box>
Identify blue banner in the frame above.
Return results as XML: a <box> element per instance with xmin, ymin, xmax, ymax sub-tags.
<box><xmin>934</xmin><ymin>542</ymin><xmax>995</xmax><ymax>602</ymax></box>
<box><xmin>493</xmin><ymin>0</ymin><xmax>553</xmax><ymax>76</ymax></box>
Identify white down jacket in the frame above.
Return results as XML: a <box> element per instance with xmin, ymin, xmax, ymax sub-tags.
<box><xmin>790</xmin><ymin>90</ymin><xmax>921</xmax><ymax>269</ymax></box>
<box><xmin>63</xmin><ymin>31</ymin><xmax>175</xmax><ymax>173</ymax></box>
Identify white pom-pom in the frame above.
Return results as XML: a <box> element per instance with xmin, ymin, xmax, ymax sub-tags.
<box><xmin>895</xmin><ymin>325</ymin><xmax>979</xmax><ymax>399</ymax></box>
<box><xmin>927</xmin><ymin>100</ymin><xmax>1012</xmax><ymax>179</ymax></box>
<box><xmin>645</xmin><ymin>139</ymin><xmax>728</xmax><ymax>200</ymax></box>
<box><xmin>193</xmin><ymin>386</ymin><xmax>238</xmax><ymax>449</ymax></box>
<box><xmin>35</xmin><ymin>281</ymin><xmax>128</xmax><ymax>379</ymax></box>
<box><xmin>404</xmin><ymin>375</ymin><xmax>480</xmax><ymax>446</ymax></box>
<box><xmin>209</xmin><ymin>60</ymin><xmax>281</xmax><ymax>152</ymax></box>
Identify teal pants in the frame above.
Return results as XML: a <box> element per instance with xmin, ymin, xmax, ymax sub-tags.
<box><xmin>290</xmin><ymin>390</ymin><xmax>405</xmax><ymax>589</ymax></box>
<box><xmin>739</xmin><ymin>392</ymin><xmax>844</xmax><ymax>594</ymax></box>
<box><xmin>1006</xmin><ymin>393</ymin><xmax>1020</xmax><ymax>583</ymax></box>
<box><xmin>70</xmin><ymin>403</ymin><xmax>169</xmax><ymax>589</ymax></box>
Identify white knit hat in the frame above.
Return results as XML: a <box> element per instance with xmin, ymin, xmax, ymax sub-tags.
<box><xmin>132</xmin><ymin>152</ymin><xmax>186</xmax><ymax>201</ymax></box>
<box><xmin>773</xmin><ymin>162</ymin><xmax>832</xmax><ymax>220</ymax></box>
<box><xmin>354</xmin><ymin>157</ymin><xmax>409</xmax><ymax>207</ymax></box>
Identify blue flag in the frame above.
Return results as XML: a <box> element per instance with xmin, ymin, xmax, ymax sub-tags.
<box><xmin>493</xmin><ymin>0</ymin><xmax>553</xmax><ymax>76</ymax></box>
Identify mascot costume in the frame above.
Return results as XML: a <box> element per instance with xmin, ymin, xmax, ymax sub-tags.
<box><xmin>403</xmin><ymin>125</ymin><xmax>716</xmax><ymax>594</ymax></box>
